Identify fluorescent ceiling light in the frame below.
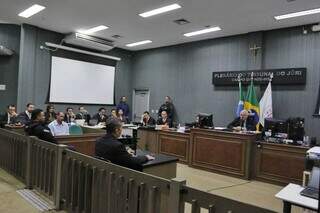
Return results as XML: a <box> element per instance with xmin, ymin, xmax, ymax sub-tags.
<box><xmin>184</xmin><ymin>26</ymin><xmax>222</xmax><ymax>37</ymax></box>
<box><xmin>275</xmin><ymin>8</ymin><xmax>320</xmax><ymax>20</ymax></box>
<box><xmin>139</xmin><ymin>3</ymin><xmax>182</xmax><ymax>18</ymax></box>
<box><xmin>126</xmin><ymin>40</ymin><xmax>152</xmax><ymax>47</ymax></box>
<box><xmin>18</xmin><ymin>4</ymin><xmax>46</xmax><ymax>18</ymax></box>
<box><xmin>79</xmin><ymin>25</ymin><xmax>109</xmax><ymax>34</ymax></box>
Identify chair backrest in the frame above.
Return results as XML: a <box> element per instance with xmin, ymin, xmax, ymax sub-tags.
<box><xmin>69</xmin><ymin>125</ymin><xmax>83</xmax><ymax>135</ymax></box>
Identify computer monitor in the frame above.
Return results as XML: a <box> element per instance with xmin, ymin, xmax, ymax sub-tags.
<box><xmin>287</xmin><ymin>117</ymin><xmax>305</xmax><ymax>141</ymax></box>
<box><xmin>198</xmin><ymin>113</ymin><xmax>213</xmax><ymax>128</ymax></box>
<box><xmin>263</xmin><ymin>118</ymin><xmax>288</xmax><ymax>137</ymax></box>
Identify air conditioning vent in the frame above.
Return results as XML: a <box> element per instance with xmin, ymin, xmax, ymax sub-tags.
<box><xmin>0</xmin><ymin>45</ymin><xmax>14</xmax><ymax>56</ymax></box>
<box><xmin>64</xmin><ymin>33</ymin><xmax>115</xmax><ymax>52</ymax></box>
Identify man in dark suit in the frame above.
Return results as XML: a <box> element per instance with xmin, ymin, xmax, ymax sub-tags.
<box><xmin>75</xmin><ymin>106</ymin><xmax>91</xmax><ymax>123</ymax></box>
<box><xmin>92</xmin><ymin>107</ymin><xmax>108</xmax><ymax>124</ymax></box>
<box><xmin>158</xmin><ymin>96</ymin><xmax>175</xmax><ymax>121</ymax></box>
<box><xmin>0</xmin><ymin>104</ymin><xmax>19</xmax><ymax>128</ymax></box>
<box><xmin>142</xmin><ymin>111</ymin><xmax>156</xmax><ymax>126</ymax></box>
<box><xmin>95</xmin><ymin>118</ymin><xmax>154</xmax><ymax>171</ymax></box>
<box><xmin>18</xmin><ymin>103</ymin><xmax>34</xmax><ymax>126</ymax></box>
<box><xmin>26</xmin><ymin>109</ymin><xmax>56</xmax><ymax>143</ymax></box>
<box><xmin>157</xmin><ymin>110</ymin><xmax>173</xmax><ymax>128</ymax></box>
<box><xmin>64</xmin><ymin>107</ymin><xmax>76</xmax><ymax>123</ymax></box>
<box><xmin>116</xmin><ymin>96</ymin><xmax>130</xmax><ymax>117</ymax></box>
<box><xmin>227</xmin><ymin>110</ymin><xmax>256</xmax><ymax>131</ymax></box>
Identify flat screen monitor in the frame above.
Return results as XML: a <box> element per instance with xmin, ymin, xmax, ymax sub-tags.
<box><xmin>198</xmin><ymin>113</ymin><xmax>213</xmax><ymax>128</ymax></box>
<box><xmin>287</xmin><ymin>117</ymin><xmax>305</xmax><ymax>141</ymax></box>
<box><xmin>264</xmin><ymin>118</ymin><xmax>288</xmax><ymax>137</ymax></box>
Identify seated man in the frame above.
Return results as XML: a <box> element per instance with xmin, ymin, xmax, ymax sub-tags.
<box><xmin>0</xmin><ymin>104</ymin><xmax>20</xmax><ymax>128</ymax></box>
<box><xmin>48</xmin><ymin>112</ymin><xmax>69</xmax><ymax>136</ymax></box>
<box><xmin>95</xmin><ymin>118</ymin><xmax>154</xmax><ymax>171</ymax></box>
<box><xmin>157</xmin><ymin>110</ymin><xmax>173</xmax><ymax>128</ymax></box>
<box><xmin>18</xmin><ymin>103</ymin><xmax>34</xmax><ymax>126</ymax></box>
<box><xmin>142</xmin><ymin>111</ymin><xmax>156</xmax><ymax>126</ymax></box>
<box><xmin>227</xmin><ymin>109</ymin><xmax>256</xmax><ymax>131</ymax></box>
<box><xmin>92</xmin><ymin>107</ymin><xmax>108</xmax><ymax>124</ymax></box>
<box><xmin>64</xmin><ymin>107</ymin><xmax>75</xmax><ymax>123</ymax></box>
<box><xmin>75</xmin><ymin>106</ymin><xmax>91</xmax><ymax>123</ymax></box>
<box><xmin>26</xmin><ymin>109</ymin><xmax>56</xmax><ymax>143</ymax></box>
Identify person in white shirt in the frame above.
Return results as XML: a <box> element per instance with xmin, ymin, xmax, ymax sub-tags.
<box><xmin>48</xmin><ymin>112</ymin><xmax>69</xmax><ymax>136</ymax></box>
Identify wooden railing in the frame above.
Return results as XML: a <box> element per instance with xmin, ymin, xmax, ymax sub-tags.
<box><xmin>0</xmin><ymin>128</ymin><xmax>277</xmax><ymax>213</ymax></box>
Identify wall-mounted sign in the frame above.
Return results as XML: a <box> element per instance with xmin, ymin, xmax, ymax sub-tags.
<box><xmin>212</xmin><ymin>68</ymin><xmax>306</xmax><ymax>86</ymax></box>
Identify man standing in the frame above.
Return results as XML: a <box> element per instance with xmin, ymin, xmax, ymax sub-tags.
<box><xmin>48</xmin><ymin>112</ymin><xmax>70</xmax><ymax>136</ymax></box>
<box><xmin>0</xmin><ymin>105</ymin><xmax>19</xmax><ymax>128</ymax></box>
<box><xmin>116</xmin><ymin>96</ymin><xmax>130</xmax><ymax>117</ymax></box>
<box><xmin>227</xmin><ymin>109</ymin><xmax>256</xmax><ymax>131</ymax></box>
<box><xmin>158</xmin><ymin>96</ymin><xmax>175</xmax><ymax>121</ymax></box>
<box><xmin>95</xmin><ymin>118</ymin><xmax>154</xmax><ymax>171</ymax></box>
<box><xmin>26</xmin><ymin>109</ymin><xmax>56</xmax><ymax>143</ymax></box>
<box><xmin>18</xmin><ymin>103</ymin><xmax>34</xmax><ymax>126</ymax></box>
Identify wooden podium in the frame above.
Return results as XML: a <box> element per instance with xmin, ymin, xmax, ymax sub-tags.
<box><xmin>189</xmin><ymin>128</ymin><xmax>257</xmax><ymax>179</ymax></box>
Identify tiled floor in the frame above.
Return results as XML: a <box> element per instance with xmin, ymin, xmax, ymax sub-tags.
<box><xmin>0</xmin><ymin>164</ymin><xmax>309</xmax><ymax>213</ymax></box>
<box><xmin>0</xmin><ymin>169</ymin><xmax>65</xmax><ymax>213</ymax></box>
<box><xmin>177</xmin><ymin>163</ymin><xmax>305</xmax><ymax>213</ymax></box>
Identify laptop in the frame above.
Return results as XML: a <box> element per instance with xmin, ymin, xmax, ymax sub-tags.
<box><xmin>300</xmin><ymin>167</ymin><xmax>320</xmax><ymax>200</ymax></box>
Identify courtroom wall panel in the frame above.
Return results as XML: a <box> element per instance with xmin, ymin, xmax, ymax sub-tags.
<box><xmin>132</xmin><ymin>26</ymin><xmax>320</xmax><ymax>139</ymax></box>
<box><xmin>254</xmin><ymin>142</ymin><xmax>307</xmax><ymax>185</ymax></box>
<box><xmin>16</xmin><ymin>24</ymin><xmax>133</xmax><ymax>115</ymax></box>
<box><xmin>158</xmin><ymin>130</ymin><xmax>190</xmax><ymax>164</ymax></box>
<box><xmin>0</xmin><ymin>24</ymin><xmax>21</xmax><ymax>111</ymax></box>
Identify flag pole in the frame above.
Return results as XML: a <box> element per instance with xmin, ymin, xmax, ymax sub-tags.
<box><xmin>269</xmin><ymin>73</ymin><xmax>274</xmax><ymax>83</ymax></box>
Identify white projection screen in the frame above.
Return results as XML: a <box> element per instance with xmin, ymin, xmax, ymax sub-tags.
<box><xmin>49</xmin><ymin>56</ymin><xmax>115</xmax><ymax>105</ymax></box>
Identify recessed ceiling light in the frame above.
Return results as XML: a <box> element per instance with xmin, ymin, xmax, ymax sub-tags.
<box><xmin>139</xmin><ymin>3</ymin><xmax>182</xmax><ymax>18</ymax></box>
<box><xmin>18</xmin><ymin>4</ymin><xmax>46</xmax><ymax>18</ymax></box>
<box><xmin>126</xmin><ymin>40</ymin><xmax>152</xmax><ymax>47</ymax></box>
<box><xmin>184</xmin><ymin>26</ymin><xmax>222</xmax><ymax>37</ymax></box>
<box><xmin>78</xmin><ymin>25</ymin><xmax>109</xmax><ymax>34</ymax></box>
<box><xmin>275</xmin><ymin>8</ymin><xmax>320</xmax><ymax>20</ymax></box>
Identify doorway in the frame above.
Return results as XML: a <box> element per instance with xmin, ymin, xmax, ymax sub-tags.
<box><xmin>132</xmin><ymin>89</ymin><xmax>150</xmax><ymax>122</ymax></box>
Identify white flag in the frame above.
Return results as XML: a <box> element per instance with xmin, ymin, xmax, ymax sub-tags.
<box><xmin>259</xmin><ymin>81</ymin><xmax>273</xmax><ymax>127</ymax></box>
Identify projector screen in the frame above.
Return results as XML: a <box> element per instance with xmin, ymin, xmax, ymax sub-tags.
<box><xmin>49</xmin><ymin>56</ymin><xmax>115</xmax><ymax>105</ymax></box>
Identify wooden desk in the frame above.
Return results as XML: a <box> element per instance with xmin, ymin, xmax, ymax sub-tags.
<box><xmin>55</xmin><ymin>133</ymin><xmax>104</xmax><ymax>156</ymax></box>
<box><xmin>275</xmin><ymin>183</ymin><xmax>318</xmax><ymax>213</ymax></box>
<box><xmin>136</xmin><ymin>150</ymin><xmax>178</xmax><ymax>179</ymax></box>
<box><xmin>137</xmin><ymin>128</ymin><xmax>159</xmax><ymax>153</ymax></box>
<box><xmin>254</xmin><ymin>142</ymin><xmax>308</xmax><ymax>185</ymax></box>
<box><xmin>4</xmin><ymin>126</ymin><xmax>26</xmax><ymax>135</ymax></box>
<box><xmin>81</xmin><ymin>126</ymin><xmax>105</xmax><ymax>134</ymax></box>
<box><xmin>189</xmin><ymin>128</ymin><xmax>257</xmax><ymax>179</ymax></box>
<box><xmin>158</xmin><ymin>130</ymin><xmax>190</xmax><ymax>164</ymax></box>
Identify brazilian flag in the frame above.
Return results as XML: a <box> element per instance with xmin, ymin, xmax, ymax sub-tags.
<box><xmin>244</xmin><ymin>78</ymin><xmax>260</xmax><ymax>128</ymax></box>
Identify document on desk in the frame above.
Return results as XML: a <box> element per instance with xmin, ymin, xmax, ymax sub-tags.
<box><xmin>214</xmin><ymin>127</ymin><xmax>226</xmax><ymax>130</ymax></box>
